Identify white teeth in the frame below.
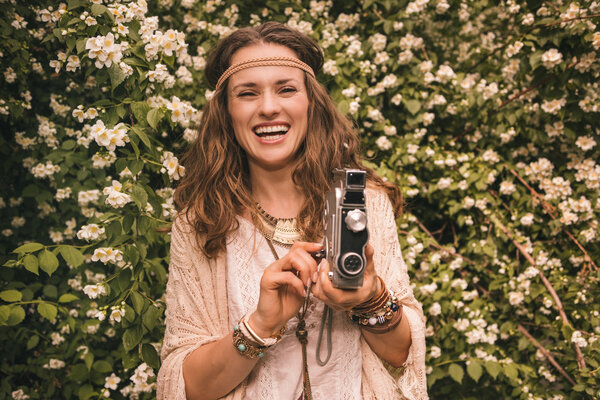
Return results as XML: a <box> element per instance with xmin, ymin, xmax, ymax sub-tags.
<box><xmin>260</xmin><ymin>134</ymin><xmax>285</xmax><ymax>141</ymax></box>
<box><xmin>254</xmin><ymin>125</ymin><xmax>289</xmax><ymax>135</ymax></box>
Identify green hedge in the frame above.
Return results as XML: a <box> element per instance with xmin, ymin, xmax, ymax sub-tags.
<box><xmin>1</xmin><ymin>0</ymin><xmax>598</xmax><ymax>399</ymax></box>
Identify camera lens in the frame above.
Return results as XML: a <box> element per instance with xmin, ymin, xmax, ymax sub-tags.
<box><xmin>340</xmin><ymin>253</ymin><xmax>364</xmax><ymax>276</ymax></box>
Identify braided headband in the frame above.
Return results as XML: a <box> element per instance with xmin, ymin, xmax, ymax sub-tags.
<box><xmin>215</xmin><ymin>56</ymin><xmax>315</xmax><ymax>90</ymax></box>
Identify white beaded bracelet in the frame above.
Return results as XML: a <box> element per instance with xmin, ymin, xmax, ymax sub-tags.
<box><xmin>241</xmin><ymin>313</ymin><xmax>286</xmax><ymax>347</ymax></box>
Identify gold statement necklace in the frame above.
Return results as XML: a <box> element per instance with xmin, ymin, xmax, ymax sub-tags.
<box><xmin>252</xmin><ymin>202</ymin><xmax>301</xmax><ymax>248</ymax></box>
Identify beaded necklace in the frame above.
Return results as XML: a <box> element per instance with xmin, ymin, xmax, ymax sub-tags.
<box><xmin>252</xmin><ymin>202</ymin><xmax>301</xmax><ymax>248</ymax></box>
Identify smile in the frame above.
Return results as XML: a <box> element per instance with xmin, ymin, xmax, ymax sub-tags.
<box><xmin>253</xmin><ymin>125</ymin><xmax>290</xmax><ymax>141</ymax></box>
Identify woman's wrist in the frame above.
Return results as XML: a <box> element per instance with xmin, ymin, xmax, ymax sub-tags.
<box><xmin>248</xmin><ymin>311</ymin><xmax>283</xmax><ymax>339</ymax></box>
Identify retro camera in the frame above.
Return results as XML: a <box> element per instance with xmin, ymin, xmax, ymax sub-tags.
<box><xmin>321</xmin><ymin>168</ymin><xmax>369</xmax><ymax>289</ymax></box>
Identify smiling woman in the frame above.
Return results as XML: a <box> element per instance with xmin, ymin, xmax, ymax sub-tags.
<box><xmin>227</xmin><ymin>43</ymin><xmax>309</xmax><ymax>172</ymax></box>
<box><xmin>157</xmin><ymin>22</ymin><xmax>427</xmax><ymax>400</ymax></box>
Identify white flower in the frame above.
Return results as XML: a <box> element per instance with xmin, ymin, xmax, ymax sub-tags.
<box><xmin>429</xmin><ymin>302</ymin><xmax>442</xmax><ymax>316</ymax></box>
<box><xmin>541</xmin><ymin>49</ymin><xmax>562</xmax><ymax>69</ymax></box>
<box><xmin>103</xmin><ymin>180</ymin><xmax>132</xmax><ymax>208</ymax></box>
<box><xmin>83</xmin><ymin>284</ymin><xmax>106</xmax><ymax>299</ymax></box>
<box><xmin>508</xmin><ymin>291</ymin><xmax>524</xmax><ymax>306</ymax></box>
<box><xmin>368</xmin><ymin>33</ymin><xmax>387</xmax><ymax>52</ymax></box>
<box><xmin>11</xmin><ymin>389</ymin><xmax>29</xmax><ymax>400</ymax></box>
<box><xmin>375</xmin><ymin>136</ymin><xmax>392</xmax><ymax>151</ymax></box>
<box><xmin>91</xmin><ymin>247</ymin><xmax>123</xmax><ymax>264</ymax></box>
<box><xmin>429</xmin><ymin>346</ymin><xmax>442</xmax><ymax>358</ymax></box>
<box><xmin>322</xmin><ymin>59</ymin><xmax>339</xmax><ymax>75</ymax></box>
<box><xmin>45</xmin><ymin>359</ymin><xmax>65</xmax><ymax>369</ymax></box>
<box><xmin>105</xmin><ymin>373</ymin><xmax>121</xmax><ymax>390</ymax></box>
<box><xmin>109</xmin><ymin>307</ymin><xmax>126</xmax><ymax>323</ymax></box>
<box><xmin>85</xmin><ymin>33</ymin><xmax>125</xmax><ymax>69</ymax></box>
<box><xmin>575</xmin><ymin>136</ymin><xmax>596</xmax><ymax>151</ymax></box>
<box><xmin>77</xmin><ymin>224</ymin><xmax>105</xmax><ymax>241</ymax></box>
<box><xmin>541</xmin><ymin>98</ymin><xmax>566</xmax><ymax>114</ymax></box>
<box><xmin>50</xmin><ymin>332</ymin><xmax>65</xmax><ymax>346</ymax></box>
<box><xmin>420</xmin><ymin>282</ymin><xmax>438</xmax><ymax>295</ymax></box>
<box><xmin>520</xmin><ymin>213</ymin><xmax>534</xmax><ymax>226</ymax></box>
<box><xmin>571</xmin><ymin>331</ymin><xmax>588</xmax><ymax>348</ymax></box>
<box><xmin>499</xmin><ymin>181</ymin><xmax>516</xmax><ymax>195</ymax></box>
<box><xmin>437</xmin><ymin>177</ymin><xmax>453</xmax><ymax>189</ymax></box>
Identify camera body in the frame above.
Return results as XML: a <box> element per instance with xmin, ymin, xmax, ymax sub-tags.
<box><xmin>323</xmin><ymin>168</ymin><xmax>369</xmax><ymax>289</ymax></box>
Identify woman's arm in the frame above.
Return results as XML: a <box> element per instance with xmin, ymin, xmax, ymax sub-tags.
<box><xmin>158</xmin><ymin>215</ymin><xmax>322</xmax><ymax>400</ymax></box>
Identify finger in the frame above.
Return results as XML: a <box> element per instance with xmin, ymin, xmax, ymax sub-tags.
<box><xmin>364</xmin><ymin>243</ymin><xmax>375</xmax><ymax>273</ymax></box>
<box><xmin>270</xmin><ymin>271</ymin><xmax>306</xmax><ymax>298</ymax></box>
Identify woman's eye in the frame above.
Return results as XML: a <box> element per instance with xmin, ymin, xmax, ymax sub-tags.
<box><xmin>237</xmin><ymin>92</ymin><xmax>255</xmax><ymax>97</ymax></box>
<box><xmin>281</xmin><ymin>87</ymin><xmax>297</xmax><ymax>94</ymax></box>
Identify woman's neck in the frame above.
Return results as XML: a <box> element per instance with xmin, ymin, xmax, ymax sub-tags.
<box><xmin>248</xmin><ymin>163</ymin><xmax>304</xmax><ymax>219</ymax></box>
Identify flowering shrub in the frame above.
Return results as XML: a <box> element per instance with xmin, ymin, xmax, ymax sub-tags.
<box><xmin>1</xmin><ymin>0</ymin><xmax>599</xmax><ymax>399</ymax></box>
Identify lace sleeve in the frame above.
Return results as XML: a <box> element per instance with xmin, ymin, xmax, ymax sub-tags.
<box><xmin>157</xmin><ymin>216</ymin><xmax>231</xmax><ymax>400</ymax></box>
<box><xmin>366</xmin><ymin>189</ymin><xmax>428</xmax><ymax>400</ymax></box>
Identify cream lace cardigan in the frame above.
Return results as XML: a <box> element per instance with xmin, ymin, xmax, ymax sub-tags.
<box><xmin>158</xmin><ymin>189</ymin><xmax>428</xmax><ymax>400</ymax></box>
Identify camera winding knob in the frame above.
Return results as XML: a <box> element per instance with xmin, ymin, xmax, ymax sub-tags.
<box><xmin>345</xmin><ymin>209</ymin><xmax>367</xmax><ymax>233</ymax></box>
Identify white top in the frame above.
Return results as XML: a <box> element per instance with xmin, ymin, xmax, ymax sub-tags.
<box><xmin>226</xmin><ymin>218</ymin><xmax>362</xmax><ymax>400</ymax></box>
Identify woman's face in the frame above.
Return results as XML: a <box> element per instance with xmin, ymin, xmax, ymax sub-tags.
<box><xmin>227</xmin><ymin>43</ymin><xmax>309</xmax><ymax>172</ymax></box>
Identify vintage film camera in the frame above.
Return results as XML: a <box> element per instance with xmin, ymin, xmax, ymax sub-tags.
<box><xmin>322</xmin><ymin>168</ymin><xmax>369</xmax><ymax>289</ymax></box>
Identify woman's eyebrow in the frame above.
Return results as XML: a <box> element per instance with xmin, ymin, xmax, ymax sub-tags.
<box><xmin>231</xmin><ymin>78</ymin><xmax>297</xmax><ymax>91</ymax></box>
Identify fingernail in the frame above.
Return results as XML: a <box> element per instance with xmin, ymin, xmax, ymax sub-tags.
<box><xmin>312</xmin><ymin>272</ymin><xmax>318</xmax><ymax>282</ymax></box>
<box><xmin>306</xmin><ymin>277</ymin><xmax>311</xmax><ymax>287</ymax></box>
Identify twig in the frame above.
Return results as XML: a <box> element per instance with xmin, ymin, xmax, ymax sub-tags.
<box><xmin>543</xmin><ymin>14</ymin><xmax>600</xmax><ymax>27</ymax></box>
<box><xmin>517</xmin><ymin>324</ymin><xmax>576</xmax><ymax>386</ymax></box>
<box><xmin>508</xmin><ymin>168</ymin><xmax>598</xmax><ymax>271</ymax></box>
<box><xmin>491</xmin><ymin>216</ymin><xmax>587</xmax><ymax>370</ymax></box>
<box><xmin>414</xmin><ymin>218</ymin><xmax>478</xmax><ymax>266</ymax></box>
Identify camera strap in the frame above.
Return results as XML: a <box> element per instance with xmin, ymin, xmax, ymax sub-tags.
<box><xmin>264</xmin><ymin>237</ymin><xmax>313</xmax><ymax>400</ymax></box>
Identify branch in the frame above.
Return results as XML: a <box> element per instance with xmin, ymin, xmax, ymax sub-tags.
<box><xmin>508</xmin><ymin>168</ymin><xmax>598</xmax><ymax>272</ymax></box>
<box><xmin>413</xmin><ymin>218</ymin><xmax>478</xmax><ymax>266</ymax></box>
<box><xmin>491</xmin><ymin>215</ymin><xmax>587</xmax><ymax>370</ymax></box>
<box><xmin>517</xmin><ymin>324</ymin><xmax>576</xmax><ymax>386</ymax></box>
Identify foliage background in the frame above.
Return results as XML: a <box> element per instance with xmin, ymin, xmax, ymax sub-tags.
<box><xmin>1</xmin><ymin>0</ymin><xmax>599</xmax><ymax>399</ymax></box>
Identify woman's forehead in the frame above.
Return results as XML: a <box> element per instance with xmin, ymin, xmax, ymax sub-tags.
<box><xmin>230</xmin><ymin>43</ymin><xmax>299</xmax><ymax>64</ymax></box>
<box><xmin>228</xmin><ymin>65</ymin><xmax>304</xmax><ymax>89</ymax></box>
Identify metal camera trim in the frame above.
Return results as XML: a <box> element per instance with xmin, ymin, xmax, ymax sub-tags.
<box><xmin>339</xmin><ymin>252</ymin><xmax>364</xmax><ymax>276</ymax></box>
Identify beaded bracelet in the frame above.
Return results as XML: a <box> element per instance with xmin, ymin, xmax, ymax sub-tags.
<box><xmin>233</xmin><ymin>323</ymin><xmax>267</xmax><ymax>359</ymax></box>
<box><xmin>232</xmin><ymin>315</ymin><xmax>286</xmax><ymax>359</ymax></box>
<box><xmin>347</xmin><ymin>282</ymin><xmax>403</xmax><ymax>333</ymax></box>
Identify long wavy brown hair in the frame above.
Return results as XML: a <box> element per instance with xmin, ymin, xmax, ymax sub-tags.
<box><xmin>174</xmin><ymin>22</ymin><xmax>401</xmax><ymax>258</ymax></box>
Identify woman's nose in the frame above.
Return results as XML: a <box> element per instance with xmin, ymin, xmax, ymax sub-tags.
<box><xmin>258</xmin><ymin>91</ymin><xmax>281</xmax><ymax>117</ymax></box>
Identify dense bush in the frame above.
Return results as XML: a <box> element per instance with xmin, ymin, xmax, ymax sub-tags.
<box><xmin>1</xmin><ymin>0</ymin><xmax>598</xmax><ymax>399</ymax></box>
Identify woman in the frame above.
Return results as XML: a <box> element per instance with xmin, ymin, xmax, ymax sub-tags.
<box><xmin>157</xmin><ymin>22</ymin><xmax>427</xmax><ymax>400</ymax></box>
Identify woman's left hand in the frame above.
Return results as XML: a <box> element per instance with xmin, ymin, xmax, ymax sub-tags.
<box><xmin>310</xmin><ymin>243</ymin><xmax>380</xmax><ymax>311</ymax></box>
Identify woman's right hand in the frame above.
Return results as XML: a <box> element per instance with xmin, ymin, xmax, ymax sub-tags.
<box><xmin>248</xmin><ymin>241</ymin><xmax>323</xmax><ymax>338</ymax></box>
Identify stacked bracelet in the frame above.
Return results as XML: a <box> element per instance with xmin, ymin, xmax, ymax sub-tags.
<box><xmin>232</xmin><ymin>314</ymin><xmax>286</xmax><ymax>359</ymax></box>
<box><xmin>347</xmin><ymin>277</ymin><xmax>403</xmax><ymax>334</ymax></box>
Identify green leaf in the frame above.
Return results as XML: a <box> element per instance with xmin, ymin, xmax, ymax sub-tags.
<box><xmin>142</xmin><ymin>343</ymin><xmax>160</xmax><ymax>369</ymax></box>
<box><xmin>485</xmin><ymin>361</ymin><xmax>502</xmax><ymax>379</ymax></box>
<box><xmin>108</xmin><ymin>63</ymin><xmax>126</xmax><ymax>89</ymax></box>
<box><xmin>123</xmin><ymin>326</ymin><xmax>143</xmax><ymax>351</ymax></box>
<box><xmin>0</xmin><ymin>290</ymin><xmax>22</xmax><ymax>302</ymax></box>
<box><xmin>467</xmin><ymin>361</ymin><xmax>483</xmax><ymax>382</ymax></box>
<box><xmin>14</xmin><ymin>243</ymin><xmax>44</xmax><ymax>254</ymax></box>
<box><xmin>58</xmin><ymin>294</ymin><xmax>80</xmax><ymax>303</ymax></box>
<box><xmin>39</xmin><ymin>250</ymin><xmax>59</xmax><ymax>276</ymax></box>
<box><xmin>448</xmin><ymin>363</ymin><xmax>464</xmax><ymax>383</ymax></box>
<box><xmin>90</xmin><ymin>4</ymin><xmax>107</xmax><ymax>16</ymax></box>
<box><xmin>6</xmin><ymin>306</ymin><xmax>25</xmax><ymax>325</ymax></box>
<box><xmin>69</xmin><ymin>363</ymin><xmax>89</xmax><ymax>382</ymax></box>
<box><xmin>131</xmin><ymin>101</ymin><xmax>150</xmax><ymax>124</ymax></box>
<box><xmin>78</xmin><ymin>384</ymin><xmax>94</xmax><ymax>400</ymax></box>
<box><xmin>130</xmin><ymin>291</ymin><xmax>144</xmax><ymax>314</ymax></box>
<box><xmin>92</xmin><ymin>360</ymin><xmax>112</xmax><ymax>373</ymax></box>
<box><xmin>131</xmin><ymin>184</ymin><xmax>148</xmax><ymax>210</ymax></box>
<box><xmin>83</xmin><ymin>350</ymin><xmax>94</xmax><ymax>370</ymax></box>
<box><xmin>142</xmin><ymin>305</ymin><xmax>163</xmax><ymax>331</ymax></box>
<box><xmin>503</xmin><ymin>363</ymin><xmax>518</xmax><ymax>380</ymax></box>
<box><xmin>38</xmin><ymin>303</ymin><xmax>58</xmax><ymax>321</ymax></box>
<box><xmin>404</xmin><ymin>99</ymin><xmax>421</xmax><ymax>115</ymax></box>
<box><xmin>147</xmin><ymin>108</ymin><xmax>163</xmax><ymax>129</ymax></box>
<box><xmin>27</xmin><ymin>335</ymin><xmax>40</xmax><ymax>350</ymax></box>
<box><xmin>23</xmin><ymin>254</ymin><xmax>39</xmax><ymax>275</ymax></box>
<box><xmin>59</xmin><ymin>246</ymin><xmax>84</xmax><ymax>268</ymax></box>
<box><xmin>130</xmin><ymin>125</ymin><xmax>152</xmax><ymax>149</ymax></box>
